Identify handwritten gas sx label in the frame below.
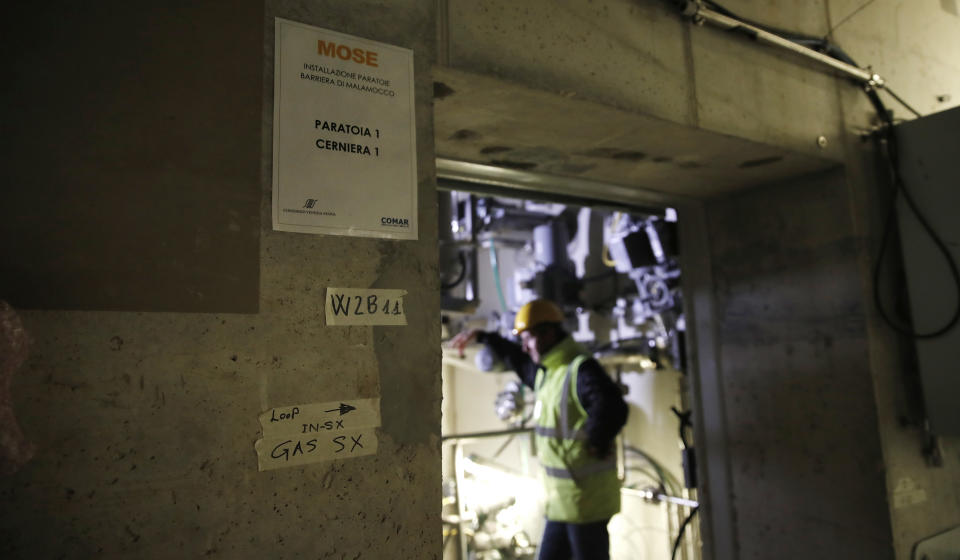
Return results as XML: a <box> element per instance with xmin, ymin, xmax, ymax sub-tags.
<box><xmin>255</xmin><ymin>398</ymin><xmax>381</xmax><ymax>471</ymax></box>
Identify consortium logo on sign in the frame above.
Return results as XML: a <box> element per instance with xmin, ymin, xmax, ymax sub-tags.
<box><xmin>381</xmin><ymin>216</ymin><xmax>410</xmax><ymax>228</ymax></box>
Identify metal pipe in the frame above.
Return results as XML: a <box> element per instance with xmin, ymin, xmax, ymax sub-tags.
<box><xmin>436</xmin><ymin>158</ymin><xmax>685</xmax><ymax>210</ymax></box>
<box><xmin>616</xmin><ymin>366</ymin><xmax>627</xmax><ymax>483</ymax></box>
<box><xmin>454</xmin><ymin>442</ymin><xmax>468</xmax><ymax>560</ymax></box>
<box><xmin>683</xmin><ymin>1</ymin><xmax>881</xmax><ymax>87</ymax></box>
<box><xmin>441</xmin><ymin>427</ymin><xmax>534</xmax><ymax>444</ymax></box>
<box><xmin>622</xmin><ymin>486</ymin><xmax>700</xmax><ymax>508</ymax></box>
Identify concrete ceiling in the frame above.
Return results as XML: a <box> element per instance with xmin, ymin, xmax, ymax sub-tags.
<box><xmin>433</xmin><ymin>66</ymin><xmax>840</xmax><ymax>200</ymax></box>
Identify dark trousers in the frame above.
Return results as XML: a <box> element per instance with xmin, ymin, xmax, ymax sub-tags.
<box><xmin>537</xmin><ymin>518</ymin><xmax>611</xmax><ymax>560</ymax></box>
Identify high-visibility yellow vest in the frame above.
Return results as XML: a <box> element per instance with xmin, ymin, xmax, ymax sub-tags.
<box><xmin>534</xmin><ymin>336</ymin><xmax>620</xmax><ymax>523</ymax></box>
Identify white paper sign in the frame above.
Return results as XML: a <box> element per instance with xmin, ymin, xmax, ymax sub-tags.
<box><xmin>272</xmin><ymin>18</ymin><xmax>418</xmax><ymax>240</ymax></box>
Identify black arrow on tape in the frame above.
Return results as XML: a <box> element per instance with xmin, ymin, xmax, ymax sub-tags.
<box><xmin>326</xmin><ymin>403</ymin><xmax>357</xmax><ymax>416</ymax></box>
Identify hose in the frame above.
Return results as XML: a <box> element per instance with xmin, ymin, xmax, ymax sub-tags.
<box><xmin>489</xmin><ymin>242</ymin><xmax>509</xmax><ymax>312</ymax></box>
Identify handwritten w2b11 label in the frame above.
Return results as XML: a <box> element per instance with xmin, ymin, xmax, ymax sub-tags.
<box><xmin>255</xmin><ymin>398</ymin><xmax>380</xmax><ymax>471</ymax></box>
<box><xmin>325</xmin><ymin>287</ymin><xmax>407</xmax><ymax>326</ymax></box>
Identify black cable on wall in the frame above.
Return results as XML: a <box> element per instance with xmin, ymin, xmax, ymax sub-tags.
<box><xmin>663</xmin><ymin>0</ymin><xmax>960</xmax><ymax>338</ymax></box>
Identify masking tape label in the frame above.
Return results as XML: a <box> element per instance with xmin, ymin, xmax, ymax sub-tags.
<box><xmin>256</xmin><ymin>428</ymin><xmax>378</xmax><ymax>471</ymax></box>
<box><xmin>255</xmin><ymin>398</ymin><xmax>380</xmax><ymax>471</ymax></box>
<box><xmin>325</xmin><ymin>287</ymin><xmax>407</xmax><ymax>325</ymax></box>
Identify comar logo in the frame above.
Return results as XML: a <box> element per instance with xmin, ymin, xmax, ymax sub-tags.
<box><xmin>381</xmin><ymin>216</ymin><xmax>409</xmax><ymax>228</ymax></box>
<box><xmin>303</xmin><ymin>199</ymin><xmax>318</xmax><ymax>209</ymax></box>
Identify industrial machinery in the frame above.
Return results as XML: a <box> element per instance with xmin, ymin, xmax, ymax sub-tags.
<box><xmin>439</xmin><ymin>187</ymin><xmax>699</xmax><ymax>560</ymax></box>
<box><xmin>439</xmin><ymin>190</ymin><xmax>684</xmax><ymax>368</ymax></box>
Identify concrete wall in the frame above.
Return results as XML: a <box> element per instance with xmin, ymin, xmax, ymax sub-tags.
<box><xmin>705</xmin><ymin>169</ymin><xmax>894</xmax><ymax>558</ymax></box>
<box><xmin>438</xmin><ymin>1</ymin><xmax>960</xmax><ymax>558</ymax></box>
<box><xmin>829</xmin><ymin>3</ymin><xmax>960</xmax><ymax>557</ymax></box>
<box><xmin>442</xmin><ymin>0</ymin><xmax>844</xmax><ymax>162</ymax></box>
<box><xmin>443</xmin><ymin>0</ymin><xmax>960</xmax><ymax>160</ymax></box>
<box><xmin>1</xmin><ymin>1</ymin><xmax>440</xmax><ymax>559</ymax></box>
<box><xmin>2</xmin><ymin>1</ymin><xmax>958</xmax><ymax>558</ymax></box>
<box><xmin>696</xmin><ymin>1</ymin><xmax>960</xmax><ymax>555</ymax></box>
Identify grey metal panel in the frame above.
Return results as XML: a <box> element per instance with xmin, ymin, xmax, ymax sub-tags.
<box><xmin>913</xmin><ymin>525</ymin><xmax>960</xmax><ymax>560</ymax></box>
<box><xmin>895</xmin><ymin>106</ymin><xmax>960</xmax><ymax>435</ymax></box>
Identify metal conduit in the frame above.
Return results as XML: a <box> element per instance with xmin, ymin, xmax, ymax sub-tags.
<box><xmin>622</xmin><ymin>486</ymin><xmax>700</xmax><ymax>508</ymax></box>
<box><xmin>681</xmin><ymin>1</ymin><xmax>884</xmax><ymax>88</ymax></box>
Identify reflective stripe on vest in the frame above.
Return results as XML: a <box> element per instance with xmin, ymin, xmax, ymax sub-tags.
<box><xmin>543</xmin><ymin>458</ymin><xmax>617</xmax><ymax>481</ymax></box>
<box><xmin>536</xmin><ymin>358</ymin><xmax>615</xmax><ymax>481</ymax></box>
<box><xmin>532</xmin><ymin>338</ymin><xmax>622</xmax><ymax>523</ymax></box>
<box><xmin>533</xmin><ymin>426</ymin><xmax>587</xmax><ymax>440</ymax></box>
<box><xmin>536</xmin><ymin>361</ymin><xmax>582</xmax><ymax>439</ymax></box>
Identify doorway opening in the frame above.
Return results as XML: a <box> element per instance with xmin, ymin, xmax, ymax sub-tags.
<box><xmin>437</xmin><ymin>169</ymin><xmax>701</xmax><ymax>560</ymax></box>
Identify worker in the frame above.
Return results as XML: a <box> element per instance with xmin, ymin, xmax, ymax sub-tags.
<box><xmin>450</xmin><ymin>299</ymin><xmax>628</xmax><ymax>560</ymax></box>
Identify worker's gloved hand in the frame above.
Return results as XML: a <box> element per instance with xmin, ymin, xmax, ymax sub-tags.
<box><xmin>448</xmin><ymin>328</ymin><xmax>483</xmax><ymax>358</ymax></box>
<box><xmin>587</xmin><ymin>440</ymin><xmax>615</xmax><ymax>460</ymax></box>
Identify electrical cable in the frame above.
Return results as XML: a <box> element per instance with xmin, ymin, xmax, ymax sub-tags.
<box><xmin>869</xmin><ymin>97</ymin><xmax>960</xmax><ymax>338</ymax></box>
<box><xmin>625</xmin><ymin>445</ymin><xmax>682</xmax><ymax>495</ymax></box>
<box><xmin>671</xmin><ymin>506</ymin><xmax>699</xmax><ymax>560</ymax></box>
<box><xmin>825</xmin><ymin>0</ymin><xmax>879</xmax><ymax>37</ymax></box>
<box><xmin>625</xmin><ymin>466</ymin><xmax>666</xmax><ymax>487</ymax></box>
<box><xmin>679</xmin><ymin>0</ymin><xmax>960</xmax><ymax>338</ymax></box>
<box><xmin>882</xmin><ymin>86</ymin><xmax>923</xmax><ymax>119</ymax></box>
<box><xmin>671</xmin><ymin>406</ymin><xmax>692</xmax><ymax>449</ymax></box>
<box><xmin>701</xmin><ymin>0</ymin><xmax>834</xmax><ymax>44</ymax></box>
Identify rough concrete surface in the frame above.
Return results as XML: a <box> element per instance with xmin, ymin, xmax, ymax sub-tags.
<box><xmin>706</xmin><ymin>170</ymin><xmax>894</xmax><ymax>559</ymax></box>
<box><xmin>0</xmin><ymin>302</ymin><xmax>35</xmax><ymax>476</ymax></box>
<box><xmin>443</xmin><ymin>0</ymin><xmax>848</xmax><ymax>161</ymax></box>
<box><xmin>826</xmin><ymin>2</ymin><xmax>960</xmax><ymax>557</ymax></box>
<box><xmin>433</xmin><ymin>67</ymin><xmax>838</xmax><ymax>199</ymax></box>
<box><xmin>437</xmin><ymin>0</ymin><xmax>960</xmax><ymax>559</ymax></box>
<box><xmin>1</xmin><ymin>0</ymin><xmax>958</xmax><ymax>558</ymax></box>
<box><xmin>0</xmin><ymin>1</ymin><xmax>440</xmax><ymax>559</ymax></box>
<box><xmin>0</xmin><ymin>1</ymin><xmax>262</xmax><ymax>313</ymax></box>
<box><xmin>446</xmin><ymin>0</ymin><xmax>696</xmax><ymax>127</ymax></box>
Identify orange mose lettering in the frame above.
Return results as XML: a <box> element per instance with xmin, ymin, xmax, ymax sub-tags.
<box><xmin>317</xmin><ymin>40</ymin><xmax>379</xmax><ymax>67</ymax></box>
<box><xmin>318</xmin><ymin>40</ymin><xmax>336</xmax><ymax>57</ymax></box>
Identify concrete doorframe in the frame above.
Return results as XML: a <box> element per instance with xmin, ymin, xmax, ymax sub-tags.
<box><xmin>436</xmin><ymin>158</ymin><xmax>736</xmax><ymax>560</ymax></box>
<box><xmin>675</xmin><ymin>201</ymin><xmax>736</xmax><ymax>560</ymax></box>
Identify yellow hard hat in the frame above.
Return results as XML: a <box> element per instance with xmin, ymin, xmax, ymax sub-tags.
<box><xmin>513</xmin><ymin>299</ymin><xmax>564</xmax><ymax>335</ymax></box>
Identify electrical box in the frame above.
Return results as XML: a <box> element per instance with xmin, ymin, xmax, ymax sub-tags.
<box><xmin>895</xmin><ymin>105</ymin><xmax>960</xmax><ymax>436</ymax></box>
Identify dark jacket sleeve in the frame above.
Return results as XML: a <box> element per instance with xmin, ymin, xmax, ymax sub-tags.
<box><xmin>475</xmin><ymin>331</ymin><xmax>539</xmax><ymax>389</ymax></box>
<box><xmin>576</xmin><ymin>358</ymin><xmax>628</xmax><ymax>455</ymax></box>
